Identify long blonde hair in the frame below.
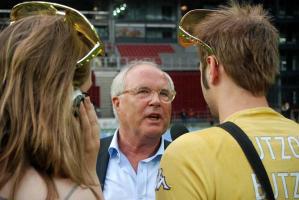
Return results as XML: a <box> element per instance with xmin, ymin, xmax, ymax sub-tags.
<box><xmin>0</xmin><ymin>15</ymin><xmax>95</xmax><ymax>199</ymax></box>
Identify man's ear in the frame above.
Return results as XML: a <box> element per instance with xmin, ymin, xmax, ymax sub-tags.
<box><xmin>206</xmin><ymin>56</ymin><xmax>219</xmax><ymax>85</ymax></box>
<box><xmin>112</xmin><ymin>96</ymin><xmax>120</xmax><ymax>110</ymax></box>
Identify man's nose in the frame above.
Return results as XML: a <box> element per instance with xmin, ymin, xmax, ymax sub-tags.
<box><xmin>149</xmin><ymin>91</ymin><xmax>161</xmax><ymax>104</ymax></box>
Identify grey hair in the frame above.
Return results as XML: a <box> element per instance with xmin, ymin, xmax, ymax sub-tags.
<box><xmin>110</xmin><ymin>60</ymin><xmax>175</xmax><ymax>118</ymax></box>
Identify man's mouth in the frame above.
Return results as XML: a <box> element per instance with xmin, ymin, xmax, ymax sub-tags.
<box><xmin>147</xmin><ymin>113</ymin><xmax>161</xmax><ymax>121</ymax></box>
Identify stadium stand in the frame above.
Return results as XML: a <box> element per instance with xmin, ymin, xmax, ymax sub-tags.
<box><xmin>116</xmin><ymin>43</ymin><xmax>174</xmax><ymax>64</ymax></box>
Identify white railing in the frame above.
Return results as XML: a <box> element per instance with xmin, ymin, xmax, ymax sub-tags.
<box><xmin>91</xmin><ymin>56</ymin><xmax>199</xmax><ymax>71</ymax></box>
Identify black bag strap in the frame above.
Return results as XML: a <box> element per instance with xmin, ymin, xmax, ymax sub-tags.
<box><xmin>218</xmin><ymin>121</ymin><xmax>275</xmax><ymax>200</ymax></box>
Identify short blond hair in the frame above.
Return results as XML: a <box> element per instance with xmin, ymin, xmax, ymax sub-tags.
<box><xmin>196</xmin><ymin>2</ymin><xmax>279</xmax><ymax>96</ymax></box>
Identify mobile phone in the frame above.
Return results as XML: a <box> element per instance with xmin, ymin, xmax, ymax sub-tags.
<box><xmin>73</xmin><ymin>90</ymin><xmax>86</xmax><ymax>117</ymax></box>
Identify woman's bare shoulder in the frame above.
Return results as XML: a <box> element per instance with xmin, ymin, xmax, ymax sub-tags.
<box><xmin>15</xmin><ymin>168</ymin><xmax>97</xmax><ymax>200</ymax></box>
<box><xmin>15</xmin><ymin>168</ymin><xmax>48</xmax><ymax>200</ymax></box>
<box><xmin>55</xmin><ymin>178</ymin><xmax>97</xmax><ymax>200</ymax></box>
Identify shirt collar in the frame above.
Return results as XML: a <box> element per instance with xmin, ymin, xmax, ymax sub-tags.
<box><xmin>142</xmin><ymin>138</ymin><xmax>164</xmax><ymax>163</ymax></box>
<box><xmin>108</xmin><ymin>129</ymin><xmax>121</xmax><ymax>159</ymax></box>
<box><xmin>107</xmin><ymin>129</ymin><xmax>166</xmax><ymax>162</ymax></box>
<box><xmin>224</xmin><ymin>107</ymin><xmax>278</xmax><ymax>122</ymax></box>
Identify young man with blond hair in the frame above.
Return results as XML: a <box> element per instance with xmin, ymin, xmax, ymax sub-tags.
<box><xmin>156</xmin><ymin>2</ymin><xmax>299</xmax><ymax>200</ymax></box>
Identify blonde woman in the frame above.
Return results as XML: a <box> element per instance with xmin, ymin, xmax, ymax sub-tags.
<box><xmin>0</xmin><ymin>2</ymin><xmax>104</xmax><ymax>199</ymax></box>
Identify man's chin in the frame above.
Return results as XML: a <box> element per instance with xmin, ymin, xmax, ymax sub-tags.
<box><xmin>143</xmin><ymin>127</ymin><xmax>165</xmax><ymax>137</ymax></box>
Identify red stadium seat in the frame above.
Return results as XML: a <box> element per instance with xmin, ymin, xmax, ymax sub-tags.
<box><xmin>116</xmin><ymin>44</ymin><xmax>174</xmax><ymax>64</ymax></box>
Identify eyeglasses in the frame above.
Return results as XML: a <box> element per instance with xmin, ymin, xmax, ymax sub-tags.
<box><xmin>118</xmin><ymin>87</ymin><xmax>176</xmax><ymax>103</ymax></box>
<box><xmin>10</xmin><ymin>1</ymin><xmax>105</xmax><ymax>68</ymax></box>
<box><xmin>178</xmin><ymin>9</ymin><xmax>215</xmax><ymax>55</ymax></box>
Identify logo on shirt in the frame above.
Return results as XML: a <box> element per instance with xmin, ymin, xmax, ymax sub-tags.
<box><xmin>155</xmin><ymin>168</ymin><xmax>171</xmax><ymax>191</ymax></box>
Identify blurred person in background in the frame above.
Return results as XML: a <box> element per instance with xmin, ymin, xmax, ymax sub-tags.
<box><xmin>0</xmin><ymin>2</ymin><xmax>105</xmax><ymax>199</ymax></box>
<box><xmin>281</xmin><ymin>99</ymin><xmax>291</xmax><ymax>119</ymax></box>
<box><xmin>157</xmin><ymin>2</ymin><xmax>299</xmax><ymax>200</ymax></box>
<box><xmin>96</xmin><ymin>61</ymin><xmax>175</xmax><ymax>200</ymax></box>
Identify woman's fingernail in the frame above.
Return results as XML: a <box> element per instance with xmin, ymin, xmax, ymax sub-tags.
<box><xmin>86</xmin><ymin>96</ymin><xmax>91</xmax><ymax>103</ymax></box>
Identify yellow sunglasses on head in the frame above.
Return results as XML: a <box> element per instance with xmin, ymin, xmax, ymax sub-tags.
<box><xmin>10</xmin><ymin>1</ymin><xmax>105</xmax><ymax>68</ymax></box>
<box><xmin>178</xmin><ymin>9</ymin><xmax>215</xmax><ymax>55</ymax></box>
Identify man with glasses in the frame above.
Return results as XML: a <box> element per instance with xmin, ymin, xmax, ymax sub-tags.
<box><xmin>156</xmin><ymin>2</ymin><xmax>299</xmax><ymax>200</ymax></box>
<box><xmin>96</xmin><ymin>61</ymin><xmax>175</xmax><ymax>200</ymax></box>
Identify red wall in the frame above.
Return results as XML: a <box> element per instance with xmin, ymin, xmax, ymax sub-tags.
<box><xmin>168</xmin><ymin>71</ymin><xmax>208</xmax><ymax>116</ymax></box>
<box><xmin>88</xmin><ymin>71</ymin><xmax>100</xmax><ymax>107</ymax></box>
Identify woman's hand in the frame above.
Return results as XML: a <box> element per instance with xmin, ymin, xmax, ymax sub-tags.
<box><xmin>79</xmin><ymin>97</ymin><xmax>100</xmax><ymax>180</ymax></box>
<box><xmin>79</xmin><ymin>97</ymin><xmax>104</xmax><ymax>199</ymax></box>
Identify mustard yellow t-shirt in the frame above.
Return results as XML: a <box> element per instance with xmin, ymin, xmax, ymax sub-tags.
<box><xmin>156</xmin><ymin>107</ymin><xmax>299</xmax><ymax>200</ymax></box>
